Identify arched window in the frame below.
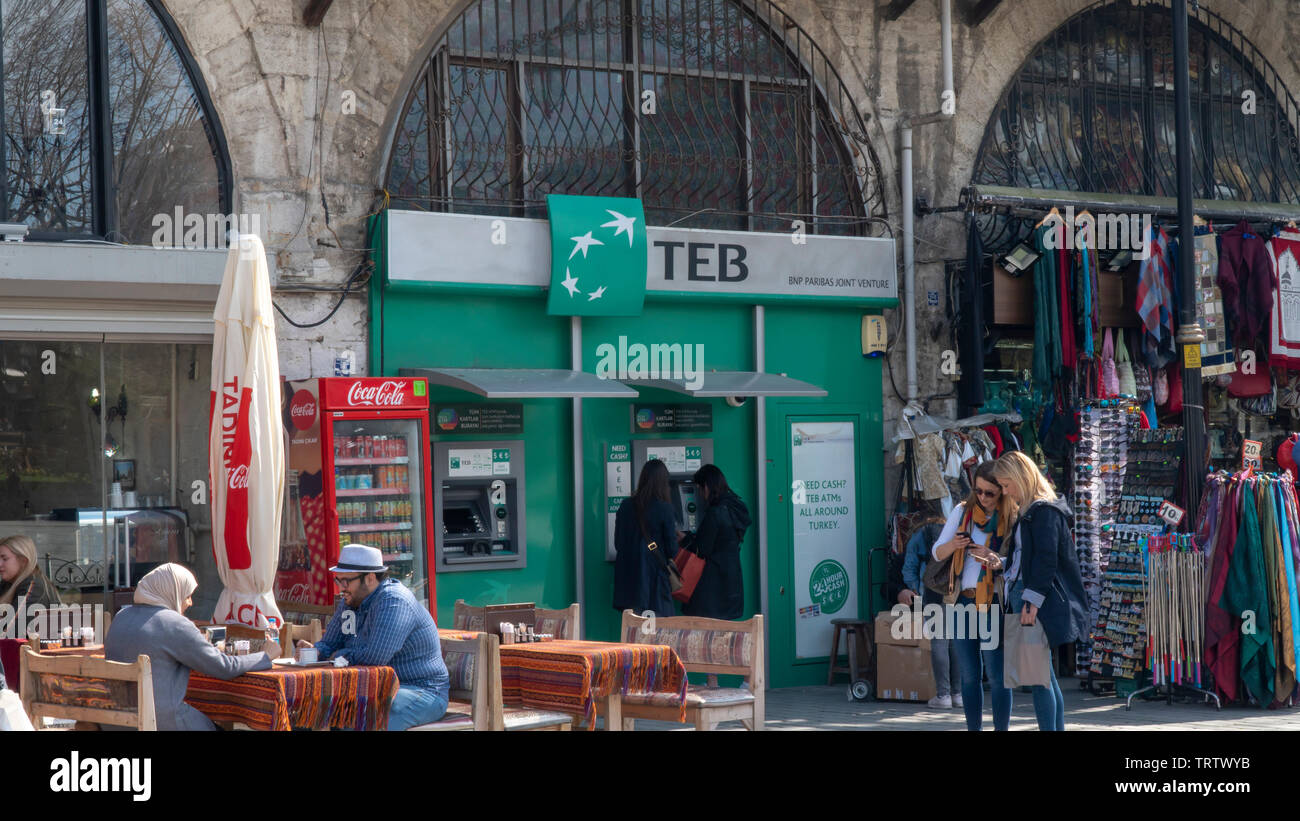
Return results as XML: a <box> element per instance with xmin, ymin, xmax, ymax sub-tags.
<box><xmin>385</xmin><ymin>0</ymin><xmax>885</xmax><ymax>235</ymax></box>
<box><xmin>972</xmin><ymin>0</ymin><xmax>1300</xmax><ymax>248</ymax></box>
<box><xmin>3</xmin><ymin>0</ymin><xmax>231</xmax><ymax>242</ymax></box>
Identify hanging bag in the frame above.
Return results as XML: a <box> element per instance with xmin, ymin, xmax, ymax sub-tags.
<box><xmin>1153</xmin><ymin>367</ymin><xmax>1169</xmax><ymax>405</ymax></box>
<box><xmin>1101</xmin><ymin>328</ymin><xmax>1120</xmax><ymax>397</ymax></box>
<box><xmin>1002</xmin><ymin>616</ymin><xmax>1053</xmax><ymax>688</ymax></box>
<box><xmin>1115</xmin><ymin>330</ymin><xmax>1137</xmax><ymax>397</ymax></box>
<box><xmin>923</xmin><ymin>506</ymin><xmax>971</xmax><ymax>604</ymax></box>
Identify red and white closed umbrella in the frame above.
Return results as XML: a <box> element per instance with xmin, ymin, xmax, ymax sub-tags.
<box><xmin>209</xmin><ymin>233</ymin><xmax>285</xmax><ymax>629</ymax></box>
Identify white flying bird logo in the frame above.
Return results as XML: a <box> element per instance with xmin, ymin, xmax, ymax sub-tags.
<box><xmin>568</xmin><ymin>231</ymin><xmax>604</xmax><ymax>260</ymax></box>
<box><xmin>600</xmin><ymin>210</ymin><xmax>637</xmax><ymax>247</ymax></box>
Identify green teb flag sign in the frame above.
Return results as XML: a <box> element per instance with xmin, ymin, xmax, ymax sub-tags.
<box><xmin>546</xmin><ymin>194</ymin><xmax>647</xmax><ymax>316</ymax></box>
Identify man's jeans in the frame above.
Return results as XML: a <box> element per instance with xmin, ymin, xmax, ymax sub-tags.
<box><xmin>953</xmin><ymin>595</ymin><xmax>1010</xmax><ymax>731</ymax></box>
<box><xmin>387</xmin><ymin>684</ymin><xmax>449</xmax><ymax>731</ymax></box>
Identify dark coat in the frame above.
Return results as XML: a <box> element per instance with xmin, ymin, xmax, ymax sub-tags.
<box><xmin>1015</xmin><ymin>498</ymin><xmax>1089</xmax><ymax>648</ymax></box>
<box><xmin>613</xmin><ymin>497</ymin><xmax>679</xmax><ymax>617</ymax></box>
<box><xmin>0</xmin><ymin>572</ymin><xmax>60</xmax><ymax>608</ymax></box>
<box><xmin>681</xmin><ymin>491</ymin><xmax>751</xmax><ymax>620</ymax></box>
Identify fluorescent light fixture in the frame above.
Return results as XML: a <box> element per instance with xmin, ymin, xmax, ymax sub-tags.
<box><xmin>1107</xmin><ymin>249</ymin><xmax>1134</xmax><ymax>271</ymax></box>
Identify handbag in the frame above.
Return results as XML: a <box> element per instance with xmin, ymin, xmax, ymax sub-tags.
<box><xmin>1002</xmin><ymin>615</ymin><xmax>1052</xmax><ymax>688</ymax></box>
<box><xmin>647</xmin><ymin>540</ymin><xmax>683</xmax><ymax>594</ymax></box>
<box><xmin>1101</xmin><ymin>328</ymin><xmax>1120</xmax><ymax>397</ymax></box>
<box><xmin>1115</xmin><ymin>330</ymin><xmax>1137</xmax><ymax>397</ymax></box>
<box><xmin>671</xmin><ymin>549</ymin><xmax>706</xmax><ymax>603</ymax></box>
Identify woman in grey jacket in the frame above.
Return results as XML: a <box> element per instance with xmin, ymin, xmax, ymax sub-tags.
<box><xmin>105</xmin><ymin>564</ymin><xmax>278</xmax><ymax>730</ymax></box>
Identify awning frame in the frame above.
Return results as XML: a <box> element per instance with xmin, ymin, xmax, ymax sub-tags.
<box><xmin>398</xmin><ymin>367</ymin><xmax>639</xmax><ymax>399</ymax></box>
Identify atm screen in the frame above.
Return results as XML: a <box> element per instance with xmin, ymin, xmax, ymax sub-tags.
<box><xmin>443</xmin><ymin>505</ymin><xmax>481</xmax><ymax>535</ymax></box>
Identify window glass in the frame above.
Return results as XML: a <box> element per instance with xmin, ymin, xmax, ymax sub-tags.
<box><xmin>449</xmin><ymin>62</ymin><xmax>515</xmax><ymax>214</ymax></box>
<box><xmin>640</xmin><ymin>73</ymin><xmax>744</xmax><ymax>230</ymax></box>
<box><xmin>388</xmin><ymin>74</ymin><xmax>435</xmax><ymax>211</ymax></box>
<box><xmin>1</xmin><ymin>0</ymin><xmax>93</xmax><ymax>233</ymax></box>
<box><xmin>522</xmin><ymin>66</ymin><xmax>627</xmax><ymax>214</ymax></box>
<box><xmin>749</xmin><ymin>87</ymin><xmax>803</xmax><ymax>232</ymax></box>
<box><xmin>107</xmin><ymin>0</ymin><xmax>223</xmax><ymax>245</ymax></box>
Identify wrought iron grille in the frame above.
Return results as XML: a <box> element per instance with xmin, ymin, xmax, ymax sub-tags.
<box><xmin>971</xmin><ymin>0</ymin><xmax>1300</xmax><ymax>250</ymax></box>
<box><xmin>385</xmin><ymin>0</ymin><xmax>886</xmax><ymax>235</ymax></box>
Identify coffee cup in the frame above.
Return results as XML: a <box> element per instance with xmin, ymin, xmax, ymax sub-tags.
<box><xmin>296</xmin><ymin>646</ymin><xmax>319</xmax><ymax>664</ymax></box>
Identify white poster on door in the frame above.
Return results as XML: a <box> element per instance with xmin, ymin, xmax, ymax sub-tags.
<box><xmin>791</xmin><ymin>421</ymin><xmax>858</xmax><ymax>659</ymax></box>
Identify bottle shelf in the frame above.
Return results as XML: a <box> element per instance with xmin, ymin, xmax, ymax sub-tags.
<box><xmin>334</xmin><ymin>457</ymin><xmax>409</xmax><ymax>466</ymax></box>
<box><xmin>337</xmin><ymin>521</ymin><xmax>414</xmax><ymax>533</ymax></box>
<box><xmin>336</xmin><ymin>488</ymin><xmax>411</xmax><ymax>497</ymax></box>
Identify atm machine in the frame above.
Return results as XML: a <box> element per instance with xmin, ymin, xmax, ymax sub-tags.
<box><xmin>432</xmin><ymin>440</ymin><xmax>526</xmax><ymax>571</ymax></box>
<box><xmin>631</xmin><ymin>438</ymin><xmax>713</xmax><ymax>532</ymax></box>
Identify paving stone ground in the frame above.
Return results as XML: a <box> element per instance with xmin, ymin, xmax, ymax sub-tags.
<box><xmin>627</xmin><ymin>677</ymin><xmax>1300</xmax><ymax>730</ymax></box>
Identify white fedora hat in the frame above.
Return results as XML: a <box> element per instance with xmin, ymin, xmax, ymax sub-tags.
<box><xmin>329</xmin><ymin>543</ymin><xmax>386</xmax><ymax>573</ymax></box>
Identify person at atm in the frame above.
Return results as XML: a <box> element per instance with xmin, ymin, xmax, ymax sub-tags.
<box><xmin>678</xmin><ymin>465</ymin><xmax>751</xmax><ymax>620</ymax></box>
<box><xmin>613</xmin><ymin>459</ymin><xmax>680</xmax><ymax>617</ymax></box>
<box><xmin>299</xmin><ymin>544</ymin><xmax>450</xmax><ymax>731</ymax></box>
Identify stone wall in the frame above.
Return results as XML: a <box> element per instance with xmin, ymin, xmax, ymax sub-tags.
<box><xmin>157</xmin><ymin>0</ymin><xmax>1290</xmax><ymax>518</ymax></box>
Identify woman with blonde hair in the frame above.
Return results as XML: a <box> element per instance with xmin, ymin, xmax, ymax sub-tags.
<box><xmin>990</xmin><ymin>451</ymin><xmax>1088</xmax><ymax>731</ymax></box>
<box><xmin>930</xmin><ymin>461</ymin><xmax>1013</xmax><ymax>729</ymax></box>
<box><xmin>105</xmin><ymin>563</ymin><xmax>278</xmax><ymax>730</ymax></box>
<box><xmin>0</xmin><ymin>534</ymin><xmax>61</xmax><ymax>608</ymax></box>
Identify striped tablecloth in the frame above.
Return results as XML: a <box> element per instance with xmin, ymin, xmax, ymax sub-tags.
<box><xmin>185</xmin><ymin>665</ymin><xmax>398</xmax><ymax>731</ymax></box>
<box><xmin>498</xmin><ymin>640</ymin><xmax>687</xmax><ymax>727</ymax></box>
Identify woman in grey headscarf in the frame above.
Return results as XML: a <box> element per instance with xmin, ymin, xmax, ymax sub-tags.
<box><xmin>105</xmin><ymin>564</ymin><xmax>279</xmax><ymax>730</ymax></box>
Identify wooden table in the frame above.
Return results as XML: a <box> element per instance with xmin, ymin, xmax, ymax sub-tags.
<box><xmin>185</xmin><ymin>664</ymin><xmax>398</xmax><ymax>731</ymax></box>
<box><xmin>497</xmin><ymin>639</ymin><xmax>687</xmax><ymax>731</ymax></box>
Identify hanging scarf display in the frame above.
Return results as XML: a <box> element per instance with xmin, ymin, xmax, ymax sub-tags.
<box><xmin>1136</xmin><ymin>224</ymin><xmax>1177</xmax><ymax>369</ymax></box>
<box><xmin>1144</xmin><ymin>534</ymin><xmax>1205</xmax><ymax>690</ymax></box>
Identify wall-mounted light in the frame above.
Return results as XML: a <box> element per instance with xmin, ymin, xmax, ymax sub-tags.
<box><xmin>1000</xmin><ymin>242</ymin><xmax>1040</xmax><ymax>277</ymax></box>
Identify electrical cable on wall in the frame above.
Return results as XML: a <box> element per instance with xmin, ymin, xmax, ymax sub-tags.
<box><xmin>273</xmin><ymin>260</ymin><xmax>370</xmax><ymax>328</ymax></box>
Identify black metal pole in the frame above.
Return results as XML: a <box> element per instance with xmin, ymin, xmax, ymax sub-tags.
<box><xmin>1172</xmin><ymin>0</ymin><xmax>1206</xmax><ymax>521</ymax></box>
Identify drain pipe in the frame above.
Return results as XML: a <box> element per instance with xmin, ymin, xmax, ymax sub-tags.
<box><xmin>900</xmin><ymin>0</ymin><xmax>955</xmax><ymax>405</ymax></box>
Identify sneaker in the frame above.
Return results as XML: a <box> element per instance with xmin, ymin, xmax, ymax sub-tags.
<box><xmin>927</xmin><ymin>694</ymin><xmax>952</xmax><ymax>709</ymax></box>
<box><xmin>952</xmin><ymin>694</ymin><xmax>964</xmax><ymax>708</ymax></box>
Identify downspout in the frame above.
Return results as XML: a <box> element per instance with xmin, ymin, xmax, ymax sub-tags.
<box><xmin>754</xmin><ymin>304</ymin><xmax>768</xmax><ymax>686</ymax></box>
<box><xmin>901</xmin><ymin>0</ymin><xmax>955</xmax><ymax>405</ymax></box>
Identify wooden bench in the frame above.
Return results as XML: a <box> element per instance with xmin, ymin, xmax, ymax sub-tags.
<box><xmin>534</xmin><ymin>603</ymin><xmax>581</xmax><ymax>640</ymax></box>
<box><xmin>20</xmin><ymin>645</ymin><xmax>156</xmax><ymax>731</ymax></box>
<box><xmin>612</xmin><ymin>611</ymin><xmax>765</xmax><ymax>731</ymax></box>
<box><xmin>409</xmin><ymin>632</ymin><xmax>572</xmax><ymax>731</ymax></box>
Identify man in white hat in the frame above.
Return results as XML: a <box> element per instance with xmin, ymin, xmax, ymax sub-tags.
<box><xmin>297</xmin><ymin>544</ymin><xmax>449</xmax><ymax>730</ymax></box>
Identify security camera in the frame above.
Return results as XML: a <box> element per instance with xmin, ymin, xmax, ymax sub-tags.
<box><xmin>725</xmin><ymin>396</ymin><xmax>749</xmax><ymax>408</ymax></box>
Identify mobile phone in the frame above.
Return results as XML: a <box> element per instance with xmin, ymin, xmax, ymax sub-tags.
<box><xmin>956</xmin><ymin>531</ymin><xmax>971</xmax><ymax>540</ymax></box>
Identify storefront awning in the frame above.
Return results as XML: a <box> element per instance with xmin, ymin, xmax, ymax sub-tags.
<box><xmin>398</xmin><ymin>367</ymin><xmax>638</xmax><ymax>398</ymax></box>
<box><xmin>963</xmin><ymin>184</ymin><xmax>1300</xmax><ymax>222</ymax></box>
<box><xmin>635</xmin><ymin>371</ymin><xmax>828</xmax><ymax>397</ymax></box>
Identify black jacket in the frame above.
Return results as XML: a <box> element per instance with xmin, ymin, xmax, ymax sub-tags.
<box><xmin>612</xmin><ymin>497</ymin><xmax>679</xmax><ymax>616</ymax></box>
<box><xmin>681</xmin><ymin>491</ymin><xmax>751</xmax><ymax>620</ymax></box>
<box><xmin>1014</xmin><ymin>498</ymin><xmax>1089</xmax><ymax>647</ymax></box>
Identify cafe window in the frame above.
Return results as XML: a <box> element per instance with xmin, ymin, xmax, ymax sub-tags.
<box><xmin>1</xmin><ymin>0</ymin><xmax>231</xmax><ymax>242</ymax></box>
<box><xmin>385</xmin><ymin>0</ymin><xmax>887</xmax><ymax>234</ymax></box>
<box><xmin>972</xmin><ymin>0</ymin><xmax>1300</xmax><ymax>249</ymax></box>
<box><xmin>0</xmin><ymin>340</ymin><xmax>212</xmax><ymax>601</ymax></box>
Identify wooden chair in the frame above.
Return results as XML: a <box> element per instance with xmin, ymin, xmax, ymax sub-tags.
<box><xmin>409</xmin><ymin>633</ymin><xmax>493</xmax><ymax>731</ymax></box>
<box><xmin>534</xmin><ymin>603</ymin><xmax>581</xmax><ymax>640</ymax></box>
<box><xmin>451</xmin><ymin>599</ymin><xmax>487</xmax><ymax>631</ymax></box>
<box><xmin>19</xmin><ymin>645</ymin><xmax>156</xmax><ymax>731</ymax></box>
<box><xmin>612</xmin><ymin>611</ymin><xmax>765</xmax><ymax>731</ymax></box>
<box><xmin>279</xmin><ymin>619</ymin><xmax>322</xmax><ymax>658</ymax></box>
<box><xmin>279</xmin><ymin>601</ymin><xmax>336</xmax><ymax>625</ymax></box>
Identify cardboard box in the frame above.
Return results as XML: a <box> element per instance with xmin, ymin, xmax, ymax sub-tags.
<box><xmin>876</xmin><ymin>644</ymin><xmax>936</xmax><ymax>702</ymax></box>
<box><xmin>874</xmin><ymin>611</ymin><xmax>930</xmax><ymax>648</ymax></box>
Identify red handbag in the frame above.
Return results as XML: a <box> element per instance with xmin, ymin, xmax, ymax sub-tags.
<box><xmin>672</xmin><ymin>549</ymin><xmax>706</xmax><ymax>603</ymax></box>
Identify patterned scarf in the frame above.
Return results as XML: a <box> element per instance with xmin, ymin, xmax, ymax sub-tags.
<box><xmin>963</xmin><ymin>503</ymin><xmax>1006</xmax><ymax>606</ymax></box>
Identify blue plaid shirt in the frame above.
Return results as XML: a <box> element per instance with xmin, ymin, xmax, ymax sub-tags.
<box><xmin>315</xmin><ymin>579</ymin><xmax>449</xmax><ymax>696</ymax></box>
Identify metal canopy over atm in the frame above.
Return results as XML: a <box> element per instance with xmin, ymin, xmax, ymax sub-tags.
<box><xmin>400</xmin><ymin>367</ymin><xmax>638</xmax><ymax>398</ymax></box>
<box><xmin>634</xmin><ymin>371</ymin><xmax>828</xmax><ymax>397</ymax></box>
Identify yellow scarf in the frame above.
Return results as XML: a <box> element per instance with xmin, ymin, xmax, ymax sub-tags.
<box><xmin>963</xmin><ymin>503</ymin><xmax>1006</xmax><ymax>607</ymax></box>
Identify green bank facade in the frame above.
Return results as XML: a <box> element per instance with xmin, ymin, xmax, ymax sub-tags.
<box><xmin>369</xmin><ymin>204</ymin><xmax>896</xmax><ymax>687</ymax></box>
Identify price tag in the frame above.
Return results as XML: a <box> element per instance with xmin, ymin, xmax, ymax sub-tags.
<box><xmin>1158</xmin><ymin>500</ymin><xmax>1186</xmax><ymax>527</ymax></box>
<box><xmin>1243</xmin><ymin>438</ymin><xmax>1263</xmax><ymax>470</ymax></box>
<box><xmin>1183</xmin><ymin>343</ymin><xmax>1201</xmax><ymax>369</ymax></box>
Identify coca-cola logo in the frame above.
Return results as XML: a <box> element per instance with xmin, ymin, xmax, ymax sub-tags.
<box><xmin>229</xmin><ymin>464</ymin><xmax>249</xmax><ymax>490</ymax></box>
<box><xmin>346</xmin><ymin>380</ymin><xmax>406</xmax><ymax>407</ymax></box>
<box><xmin>289</xmin><ymin>389</ymin><xmax>316</xmax><ymax>430</ymax></box>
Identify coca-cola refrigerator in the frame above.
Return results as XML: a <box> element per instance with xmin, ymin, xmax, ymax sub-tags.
<box><xmin>277</xmin><ymin>377</ymin><xmax>435</xmax><ymax>613</ymax></box>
